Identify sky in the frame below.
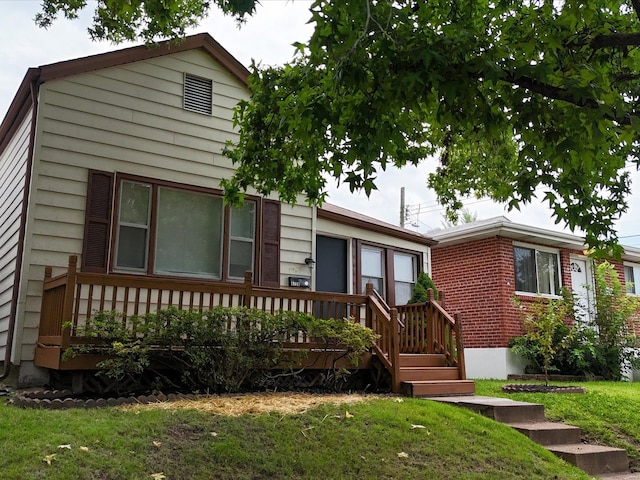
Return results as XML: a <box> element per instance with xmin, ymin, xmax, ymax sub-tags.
<box><xmin>1</xmin><ymin>0</ymin><xmax>640</xmax><ymax>245</ymax></box>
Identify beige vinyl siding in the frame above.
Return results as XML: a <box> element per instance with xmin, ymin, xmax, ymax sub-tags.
<box><xmin>279</xmin><ymin>203</ymin><xmax>314</xmax><ymax>285</ymax></box>
<box><xmin>0</xmin><ymin>107</ymin><xmax>32</xmax><ymax>361</ymax></box>
<box><xmin>15</xmin><ymin>49</ymin><xmax>313</xmax><ymax>362</ymax></box>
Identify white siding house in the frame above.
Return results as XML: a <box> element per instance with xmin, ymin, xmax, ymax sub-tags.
<box><xmin>0</xmin><ymin>34</ymin><xmax>433</xmax><ymax>387</ymax></box>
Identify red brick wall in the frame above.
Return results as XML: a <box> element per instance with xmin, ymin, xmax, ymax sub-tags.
<box><xmin>431</xmin><ymin>236</ymin><xmax>518</xmax><ymax>348</ymax></box>
<box><xmin>431</xmin><ymin>237</ymin><xmax>585</xmax><ymax>348</ymax></box>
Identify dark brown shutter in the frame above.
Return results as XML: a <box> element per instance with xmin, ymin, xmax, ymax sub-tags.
<box><xmin>82</xmin><ymin>170</ymin><xmax>114</xmax><ymax>273</ymax></box>
<box><xmin>260</xmin><ymin>199</ymin><xmax>281</xmax><ymax>287</ymax></box>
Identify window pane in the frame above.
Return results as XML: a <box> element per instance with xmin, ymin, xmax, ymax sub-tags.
<box><xmin>120</xmin><ymin>181</ymin><xmax>151</xmax><ymax>225</ymax></box>
<box><xmin>626</xmin><ymin>266</ymin><xmax>636</xmax><ymax>294</ymax></box>
<box><xmin>395</xmin><ymin>281</ymin><xmax>413</xmax><ymax>305</ymax></box>
<box><xmin>229</xmin><ymin>240</ymin><xmax>253</xmax><ymax>278</ymax></box>
<box><xmin>116</xmin><ymin>226</ymin><xmax>147</xmax><ymax>269</ymax></box>
<box><xmin>394</xmin><ymin>253</ymin><xmax>416</xmax><ymax>283</ymax></box>
<box><xmin>362</xmin><ymin>276</ymin><xmax>383</xmax><ymax>294</ymax></box>
<box><xmin>230</xmin><ymin>202</ymin><xmax>255</xmax><ymax>239</ymax></box>
<box><xmin>155</xmin><ymin>187</ymin><xmax>223</xmax><ymax>277</ymax></box>
<box><xmin>116</xmin><ymin>181</ymin><xmax>151</xmax><ymax>270</ymax></box>
<box><xmin>514</xmin><ymin>247</ymin><xmax>536</xmax><ymax>293</ymax></box>
<box><xmin>362</xmin><ymin>248</ymin><xmax>383</xmax><ymax>277</ymax></box>
<box><xmin>536</xmin><ymin>251</ymin><xmax>559</xmax><ymax>295</ymax></box>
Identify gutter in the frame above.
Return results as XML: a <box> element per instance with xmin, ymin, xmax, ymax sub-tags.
<box><xmin>1</xmin><ymin>72</ymin><xmax>40</xmax><ymax>381</ymax></box>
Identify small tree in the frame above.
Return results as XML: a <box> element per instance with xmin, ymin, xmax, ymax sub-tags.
<box><xmin>511</xmin><ymin>290</ymin><xmax>576</xmax><ymax>385</ymax></box>
<box><xmin>408</xmin><ymin>272</ymin><xmax>438</xmax><ymax>303</ymax></box>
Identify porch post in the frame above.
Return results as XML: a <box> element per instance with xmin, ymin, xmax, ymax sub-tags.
<box><xmin>427</xmin><ymin>288</ymin><xmax>436</xmax><ymax>354</ymax></box>
<box><xmin>454</xmin><ymin>312</ymin><xmax>466</xmax><ymax>380</ymax></box>
<box><xmin>243</xmin><ymin>271</ymin><xmax>253</xmax><ymax>308</ymax></box>
<box><xmin>390</xmin><ymin>307</ymin><xmax>401</xmax><ymax>393</ymax></box>
<box><xmin>61</xmin><ymin>255</ymin><xmax>78</xmax><ymax>349</ymax></box>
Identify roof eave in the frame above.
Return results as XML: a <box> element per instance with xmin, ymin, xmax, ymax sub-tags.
<box><xmin>317</xmin><ymin>206</ymin><xmax>438</xmax><ymax>247</ymax></box>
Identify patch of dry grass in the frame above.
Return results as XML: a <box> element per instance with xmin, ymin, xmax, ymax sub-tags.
<box><xmin>122</xmin><ymin>392</ymin><xmax>387</xmax><ymax>416</ymax></box>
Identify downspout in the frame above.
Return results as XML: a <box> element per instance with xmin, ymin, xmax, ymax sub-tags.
<box><xmin>1</xmin><ymin>72</ymin><xmax>40</xmax><ymax>381</ymax></box>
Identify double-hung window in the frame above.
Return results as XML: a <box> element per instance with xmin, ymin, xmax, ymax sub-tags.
<box><xmin>358</xmin><ymin>242</ymin><xmax>421</xmax><ymax>305</ymax></box>
<box><xmin>624</xmin><ymin>263</ymin><xmax>640</xmax><ymax>295</ymax></box>
<box><xmin>393</xmin><ymin>252</ymin><xmax>417</xmax><ymax>305</ymax></box>
<box><xmin>514</xmin><ymin>244</ymin><xmax>561</xmax><ymax>296</ymax></box>
<box><xmin>115</xmin><ymin>181</ymin><xmax>152</xmax><ymax>271</ymax></box>
<box><xmin>361</xmin><ymin>247</ymin><xmax>385</xmax><ymax>294</ymax></box>
<box><xmin>114</xmin><ymin>178</ymin><xmax>255</xmax><ymax>280</ymax></box>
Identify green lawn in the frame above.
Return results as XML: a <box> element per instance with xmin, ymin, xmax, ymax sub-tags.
<box><xmin>0</xmin><ymin>391</ymin><xmax>591</xmax><ymax>480</ymax></box>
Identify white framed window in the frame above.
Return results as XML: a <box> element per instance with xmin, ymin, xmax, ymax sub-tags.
<box><xmin>361</xmin><ymin>247</ymin><xmax>385</xmax><ymax>294</ymax></box>
<box><xmin>115</xmin><ymin>180</ymin><xmax>152</xmax><ymax>272</ymax></box>
<box><xmin>394</xmin><ymin>252</ymin><xmax>417</xmax><ymax>305</ymax></box>
<box><xmin>624</xmin><ymin>263</ymin><xmax>640</xmax><ymax>295</ymax></box>
<box><xmin>228</xmin><ymin>202</ymin><xmax>256</xmax><ymax>279</ymax></box>
<box><xmin>514</xmin><ymin>243</ymin><xmax>561</xmax><ymax>296</ymax></box>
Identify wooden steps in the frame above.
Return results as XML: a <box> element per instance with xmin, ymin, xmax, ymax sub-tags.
<box><xmin>402</xmin><ymin>380</ymin><xmax>476</xmax><ymax>397</ymax></box>
<box><xmin>396</xmin><ymin>353</ymin><xmax>475</xmax><ymax>397</ymax></box>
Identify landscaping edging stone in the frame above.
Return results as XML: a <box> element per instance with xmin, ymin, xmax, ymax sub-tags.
<box><xmin>502</xmin><ymin>384</ymin><xmax>586</xmax><ymax>394</ymax></box>
<box><xmin>8</xmin><ymin>389</ymin><xmax>201</xmax><ymax>409</ymax></box>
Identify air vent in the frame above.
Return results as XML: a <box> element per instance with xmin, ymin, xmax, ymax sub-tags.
<box><xmin>184</xmin><ymin>73</ymin><xmax>213</xmax><ymax>115</ymax></box>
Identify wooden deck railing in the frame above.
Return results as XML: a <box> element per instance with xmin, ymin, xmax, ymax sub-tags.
<box><xmin>37</xmin><ymin>255</ymin><xmax>466</xmax><ymax>391</ymax></box>
<box><xmin>395</xmin><ymin>289</ymin><xmax>466</xmax><ymax>377</ymax></box>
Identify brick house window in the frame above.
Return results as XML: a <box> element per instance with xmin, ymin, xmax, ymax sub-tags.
<box><xmin>624</xmin><ymin>263</ymin><xmax>640</xmax><ymax>295</ymax></box>
<box><xmin>514</xmin><ymin>244</ymin><xmax>561</xmax><ymax>296</ymax></box>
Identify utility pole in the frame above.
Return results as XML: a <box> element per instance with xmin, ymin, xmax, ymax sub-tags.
<box><xmin>400</xmin><ymin>187</ymin><xmax>405</xmax><ymax>228</ymax></box>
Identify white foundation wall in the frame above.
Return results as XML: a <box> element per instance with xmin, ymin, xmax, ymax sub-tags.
<box><xmin>464</xmin><ymin>347</ymin><xmax>528</xmax><ymax>379</ymax></box>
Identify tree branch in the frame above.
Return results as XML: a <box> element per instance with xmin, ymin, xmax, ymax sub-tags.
<box><xmin>500</xmin><ymin>72</ymin><xmax>635</xmax><ymax>125</ymax></box>
<box><xmin>591</xmin><ymin>32</ymin><xmax>640</xmax><ymax>49</ymax></box>
<box><xmin>502</xmin><ymin>72</ymin><xmax>601</xmax><ymax>108</ymax></box>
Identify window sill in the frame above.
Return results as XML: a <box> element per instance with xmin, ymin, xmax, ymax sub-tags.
<box><xmin>514</xmin><ymin>292</ymin><xmax>562</xmax><ymax>303</ymax></box>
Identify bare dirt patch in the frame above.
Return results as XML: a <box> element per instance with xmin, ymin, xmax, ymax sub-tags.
<box><xmin>122</xmin><ymin>392</ymin><xmax>385</xmax><ymax>416</ymax></box>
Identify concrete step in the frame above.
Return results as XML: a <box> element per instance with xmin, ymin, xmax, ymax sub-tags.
<box><xmin>507</xmin><ymin>421</ymin><xmax>581</xmax><ymax>446</ymax></box>
<box><xmin>548</xmin><ymin>444</ymin><xmax>629</xmax><ymax>476</ymax></box>
<box><xmin>398</xmin><ymin>353</ymin><xmax>447</xmax><ymax>368</ymax></box>
<box><xmin>398</xmin><ymin>366</ymin><xmax>460</xmax><ymax>382</ymax></box>
<box><xmin>433</xmin><ymin>396</ymin><xmax>546</xmax><ymax>423</ymax></box>
<box><xmin>402</xmin><ymin>380</ymin><xmax>475</xmax><ymax>397</ymax></box>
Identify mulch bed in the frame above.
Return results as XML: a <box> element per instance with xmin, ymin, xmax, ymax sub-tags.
<box><xmin>502</xmin><ymin>384</ymin><xmax>586</xmax><ymax>394</ymax></box>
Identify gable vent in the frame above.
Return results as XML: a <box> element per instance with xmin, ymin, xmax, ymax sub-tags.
<box><xmin>184</xmin><ymin>73</ymin><xmax>213</xmax><ymax>115</ymax></box>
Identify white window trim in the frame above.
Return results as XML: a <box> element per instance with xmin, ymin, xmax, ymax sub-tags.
<box><xmin>114</xmin><ymin>180</ymin><xmax>152</xmax><ymax>274</ymax></box>
<box><xmin>513</xmin><ymin>241</ymin><xmax>562</xmax><ymax>298</ymax></box>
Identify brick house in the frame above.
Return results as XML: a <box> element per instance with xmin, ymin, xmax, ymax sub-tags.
<box><xmin>430</xmin><ymin>217</ymin><xmax>640</xmax><ymax>379</ymax></box>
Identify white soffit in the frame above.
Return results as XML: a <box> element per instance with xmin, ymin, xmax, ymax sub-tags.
<box><xmin>430</xmin><ymin>216</ymin><xmax>586</xmax><ymax>250</ymax></box>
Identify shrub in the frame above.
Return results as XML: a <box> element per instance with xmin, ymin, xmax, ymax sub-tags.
<box><xmin>408</xmin><ymin>272</ymin><xmax>438</xmax><ymax>303</ymax></box>
<box><xmin>510</xmin><ymin>262</ymin><xmax>640</xmax><ymax>381</ymax></box>
<box><xmin>64</xmin><ymin>307</ymin><xmax>378</xmax><ymax>394</ymax></box>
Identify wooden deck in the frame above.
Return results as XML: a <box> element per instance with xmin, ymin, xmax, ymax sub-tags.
<box><xmin>34</xmin><ymin>255</ymin><xmax>473</xmax><ymax>396</ymax></box>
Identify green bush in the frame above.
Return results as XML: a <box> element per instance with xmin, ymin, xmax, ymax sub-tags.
<box><xmin>511</xmin><ymin>262</ymin><xmax>640</xmax><ymax>381</ymax></box>
<box><xmin>64</xmin><ymin>307</ymin><xmax>378</xmax><ymax>394</ymax></box>
<box><xmin>408</xmin><ymin>272</ymin><xmax>438</xmax><ymax>303</ymax></box>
